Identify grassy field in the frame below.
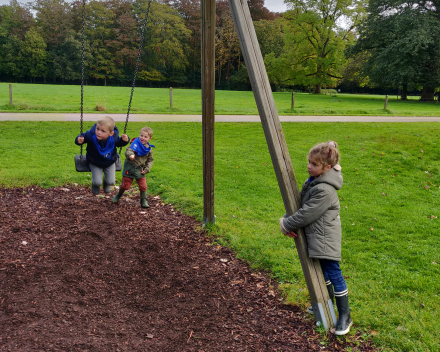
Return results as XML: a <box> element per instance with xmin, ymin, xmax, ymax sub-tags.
<box><xmin>1</xmin><ymin>121</ymin><xmax>440</xmax><ymax>351</ymax></box>
<box><xmin>1</xmin><ymin>83</ymin><xmax>439</xmax><ymax>116</ymax></box>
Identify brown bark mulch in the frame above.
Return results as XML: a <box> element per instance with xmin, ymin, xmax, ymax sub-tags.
<box><xmin>0</xmin><ymin>186</ymin><xmax>377</xmax><ymax>351</ymax></box>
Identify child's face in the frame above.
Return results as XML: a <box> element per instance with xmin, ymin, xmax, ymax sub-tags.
<box><xmin>139</xmin><ymin>131</ymin><xmax>152</xmax><ymax>145</ymax></box>
<box><xmin>307</xmin><ymin>157</ymin><xmax>331</xmax><ymax>178</ymax></box>
<box><xmin>95</xmin><ymin>123</ymin><xmax>114</xmax><ymax>141</ymax></box>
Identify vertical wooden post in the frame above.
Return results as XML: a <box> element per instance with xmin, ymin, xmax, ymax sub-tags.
<box><xmin>170</xmin><ymin>87</ymin><xmax>173</xmax><ymax>108</ymax></box>
<box><xmin>9</xmin><ymin>83</ymin><xmax>12</xmax><ymax>105</ymax></box>
<box><xmin>202</xmin><ymin>0</ymin><xmax>216</xmax><ymax>224</ymax></box>
<box><xmin>291</xmin><ymin>91</ymin><xmax>295</xmax><ymax>110</ymax></box>
<box><xmin>384</xmin><ymin>95</ymin><xmax>388</xmax><ymax>109</ymax></box>
<box><xmin>228</xmin><ymin>0</ymin><xmax>335</xmax><ymax>329</ymax></box>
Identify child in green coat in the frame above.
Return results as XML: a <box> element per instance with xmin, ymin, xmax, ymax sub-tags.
<box><xmin>112</xmin><ymin>126</ymin><xmax>154</xmax><ymax>208</ymax></box>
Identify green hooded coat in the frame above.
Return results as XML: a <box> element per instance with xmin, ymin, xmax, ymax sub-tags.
<box><xmin>122</xmin><ymin>145</ymin><xmax>154</xmax><ymax>179</ymax></box>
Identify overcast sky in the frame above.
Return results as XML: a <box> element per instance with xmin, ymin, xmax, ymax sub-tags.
<box><xmin>0</xmin><ymin>0</ymin><xmax>288</xmax><ymax>13</ymax></box>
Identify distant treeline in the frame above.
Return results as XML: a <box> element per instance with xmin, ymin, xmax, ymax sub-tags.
<box><xmin>0</xmin><ymin>0</ymin><xmax>281</xmax><ymax>90</ymax></box>
<box><xmin>1</xmin><ymin>0</ymin><xmax>439</xmax><ymax>99</ymax></box>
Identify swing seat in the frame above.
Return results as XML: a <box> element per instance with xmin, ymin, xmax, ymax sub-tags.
<box><xmin>74</xmin><ymin>154</ymin><xmax>91</xmax><ymax>172</ymax></box>
<box><xmin>74</xmin><ymin>154</ymin><xmax>122</xmax><ymax>172</ymax></box>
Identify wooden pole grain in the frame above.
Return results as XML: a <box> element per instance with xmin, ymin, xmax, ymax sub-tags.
<box><xmin>228</xmin><ymin>0</ymin><xmax>335</xmax><ymax>329</ymax></box>
<box><xmin>201</xmin><ymin>0</ymin><xmax>216</xmax><ymax>224</ymax></box>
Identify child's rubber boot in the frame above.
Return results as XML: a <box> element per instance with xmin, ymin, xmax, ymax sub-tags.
<box><xmin>92</xmin><ymin>185</ymin><xmax>100</xmax><ymax>195</ymax></box>
<box><xmin>112</xmin><ymin>189</ymin><xmax>125</xmax><ymax>204</ymax></box>
<box><xmin>140</xmin><ymin>191</ymin><xmax>149</xmax><ymax>208</ymax></box>
<box><xmin>334</xmin><ymin>294</ymin><xmax>353</xmax><ymax>335</ymax></box>
<box><xmin>103</xmin><ymin>183</ymin><xmax>112</xmax><ymax>193</ymax></box>
<box><xmin>307</xmin><ymin>281</ymin><xmax>334</xmax><ymax>314</ymax></box>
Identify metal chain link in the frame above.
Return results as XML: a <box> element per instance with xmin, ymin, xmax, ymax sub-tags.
<box><xmin>119</xmin><ymin>0</ymin><xmax>153</xmax><ymax>155</ymax></box>
<box><xmin>80</xmin><ymin>0</ymin><xmax>86</xmax><ymax>156</ymax></box>
<box><xmin>78</xmin><ymin>0</ymin><xmax>152</xmax><ymax>156</ymax></box>
<box><xmin>124</xmin><ymin>0</ymin><xmax>153</xmax><ymax>134</ymax></box>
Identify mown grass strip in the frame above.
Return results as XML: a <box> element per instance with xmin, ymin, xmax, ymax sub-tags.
<box><xmin>1</xmin><ymin>83</ymin><xmax>439</xmax><ymax>116</ymax></box>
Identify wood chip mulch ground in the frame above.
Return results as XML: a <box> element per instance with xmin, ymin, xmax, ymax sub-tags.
<box><xmin>0</xmin><ymin>186</ymin><xmax>378</xmax><ymax>351</ymax></box>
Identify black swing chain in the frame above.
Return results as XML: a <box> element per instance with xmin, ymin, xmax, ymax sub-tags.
<box><xmin>119</xmin><ymin>0</ymin><xmax>153</xmax><ymax>155</ymax></box>
<box><xmin>79</xmin><ymin>0</ymin><xmax>86</xmax><ymax>157</ymax></box>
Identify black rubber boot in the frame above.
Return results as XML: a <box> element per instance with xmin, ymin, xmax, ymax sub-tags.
<box><xmin>103</xmin><ymin>183</ymin><xmax>112</xmax><ymax>193</ymax></box>
<box><xmin>112</xmin><ymin>189</ymin><xmax>125</xmax><ymax>204</ymax></box>
<box><xmin>140</xmin><ymin>191</ymin><xmax>149</xmax><ymax>208</ymax></box>
<box><xmin>335</xmin><ymin>294</ymin><xmax>353</xmax><ymax>335</ymax></box>
<box><xmin>307</xmin><ymin>282</ymin><xmax>334</xmax><ymax>314</ymax></box>
<box><xmin>92</xmin><ymin>185</ymin><xmax>100</xmax><ymax>195</ymax></box>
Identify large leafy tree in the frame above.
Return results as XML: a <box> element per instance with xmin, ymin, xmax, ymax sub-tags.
<box><xmin>349</xmin><ymin>0</ymin><xmax>440</xmax><ymax>100</ymax></box>
<box><xmin>0</xmin><ymin>1</ymin><xmax>34</xmax><ymax>80</ymax></box>
<box><xmin>215</xmin><ymin>1</ymin><xmax>241</xmax><ymax>85</ymax></box>
<box><xmin>19</xmin><ymin>26</ymin><xmax>48</xmax><ymax>82</ymax></box>
<box><xmin>84</xmin><ymin>0</ymin><xmax>122</xmax><ymax>85</ymax></box>
<box><xmin>266</xmin><ymin>0</ymin><xmax>363</xmax><ymax>93</ymax></box>
<box><xmin>135</xmin><ymin>0</ymin><xmax>191</xmax><ymax>85</ymax></box>
<box><xmin>164</xmin><ymin>0</ymin><xmax>201</xmax><ymax>86</ymax></box>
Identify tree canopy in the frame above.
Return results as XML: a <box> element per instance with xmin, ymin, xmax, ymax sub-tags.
<box><xmin>349</xmin><ymin>0</ymin><xmax>440</xmax><ymax>100</ymax></box>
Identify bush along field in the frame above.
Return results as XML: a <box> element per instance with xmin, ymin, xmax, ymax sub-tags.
<box><xmin>0</xmin><ymin>121</ymin><xmax>439</xmax><ymax>351</ymax></box>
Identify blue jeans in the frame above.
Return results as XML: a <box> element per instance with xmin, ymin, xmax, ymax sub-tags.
<box><xmin>320</xmin><ymin>259</ymin><xmax>348</xmax><ymax>296</ymax></box>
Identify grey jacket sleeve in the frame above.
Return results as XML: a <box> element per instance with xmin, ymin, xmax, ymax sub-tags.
<box><xmin>284</xmin><ymin>185</ymin><xmax>332</xmax><ymax>231</ymax></box>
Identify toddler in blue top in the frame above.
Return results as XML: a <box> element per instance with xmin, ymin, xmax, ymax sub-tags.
<box><xmin>75</xmin><ymin>116</ymin><xmax>129</xmax><ymax>195</ymax></box>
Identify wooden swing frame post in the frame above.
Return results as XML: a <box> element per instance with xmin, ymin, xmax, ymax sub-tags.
<box><xmin>202</xmin><ymin>0</ymin><xmax>216</xmax><ymax>224</ymax></box>
<box><xmin>225</xmin><ymin>0</ymin><xmax>335</xmax><ymax>329</ymax></box>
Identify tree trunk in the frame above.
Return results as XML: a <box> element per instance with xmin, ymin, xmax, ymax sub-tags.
<box><xmin>401</xmin><ymin>83</ymin><xmax>408</xmax><ymax>100</ymax></box>
<box><xmin>105</xmin><ymin>77</ymin><xmax>107</xmax><ymax>86</ymax></box>
<box><xmin>314</xmin><ymin>84</ymin><xmax>321</xmax><ymax>94</ymax></box>
<box><xmin>420</xmin><ymin>86</ymin><xmax>435</xmax><ymax>101</ymax></box>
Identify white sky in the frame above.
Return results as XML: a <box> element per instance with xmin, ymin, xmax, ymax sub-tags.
<box><xmin>265</xmin><ymin>0</ymin><xmax>288</xmax><ymax>13</ymax></box>
<box><xmin>0</xmin><ymin>0</ymin><xmax>288</xmax><ymax>13</ymax></box>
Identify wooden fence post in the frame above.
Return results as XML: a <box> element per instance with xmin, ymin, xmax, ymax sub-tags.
<box><xmin>201</xmin><ymin>0</ymin><xmax>216</xmax><ymax>224</ymax></box>
<box><xmin>9</xmin><ymin>83</ymin><xmax>12</xmax><ymax>105</ymax></box>
<box><xmin>291</xmin><ymin>91</ymin><xmax>295</xmax><ymax>110</ymax></box>
<box><xmin>228</xmin><ymin>0</ymin><xmax>335</xmax><ymax>329</ymax></box>
<box><xmin>384</xmin><ymin>95</ymin><xmax>388</xmax><ymax>109</ymax></box>
<box><xmin>170</xmin><ymin>87</ymin><xmax>173</xmax><ymax>108</ymax></box>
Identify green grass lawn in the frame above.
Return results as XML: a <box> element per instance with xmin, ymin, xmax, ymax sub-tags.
<box><xmin>1</xmin><ymin>121</ymin><xmax>440</xmax><ymax>351</ymax></box>
<box><xmin>1</xmin><ymin>83</ymin><xmax>439</xmax><ymax>116</ymax></box>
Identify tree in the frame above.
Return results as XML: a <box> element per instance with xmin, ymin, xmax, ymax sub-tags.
<box><xmin>247</xmin><ymin>0</ymin><xmax>280</xmax><ymax>20</ymax></box>
<box><xmin>164</xmin><ymin>0</ymin><xmax>201</xmax><ymax>86</ymax></box>
<box><xmin>349</xmin><ymin>0</ymin><xmax>440</xmax><ymax>100</ymax></box>
<box><xmin>254</xmin><ymin>19</ymin><xmax>285</xmax><ymax>59</ymax></box>
<box><xmin>135</xmin><ymin>0</ymin><xmax>191</xmax><ymax>85</ymax></box>
<box><xmin>52</xmin><ymin>33</ymin><xmax>87</xmax><ymax>83</ymax></box>
<box><xmin>215</xmin><ymin>1</ymin><xmax>241</xmax><ymax>86</ymax></box>
<box><xmin>19</xmin><ymin>26</ymin><xmax>48</xmax><ymax>82</ymax></box>
<box><xmin>270</xmin><ymin>0</ymin><xmax>363</xmax><ymax>93</ymax></box>
<box><xmin>0</xmin><ymin>1</ymin><xmax>34</xmax><ymax>80</ymax></box>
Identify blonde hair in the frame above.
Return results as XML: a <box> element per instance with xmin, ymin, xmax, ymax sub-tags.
<box><xmin>308</xmin><ymin>141</ymin><xmax>340</xmax><ymax>167</ymax></box>
<box><xmin>97</xmin><ymin>116</ymin><xmax>115</xmax><ymax>132</ymax></box>
<box><xmin>141</xmin><ymin>126</ymin><xmax>153</xmax><ymax>137</ymax></box>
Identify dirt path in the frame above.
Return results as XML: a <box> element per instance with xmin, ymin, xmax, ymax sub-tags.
<box><xmin>0</xmin><ymin>186</ymin><xmax>377</xmax><ymax>351</ymax></box>
<box><xmin>0</xmin><ymin>112</ymin><xmax>439</xmax><ymax>122</ymax></box>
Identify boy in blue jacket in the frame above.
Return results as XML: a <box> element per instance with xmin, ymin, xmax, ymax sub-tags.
<box><xmin>75</xmin><ymin>116</ymin><xmax>129</xmax><ymax>195</ymax></box>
